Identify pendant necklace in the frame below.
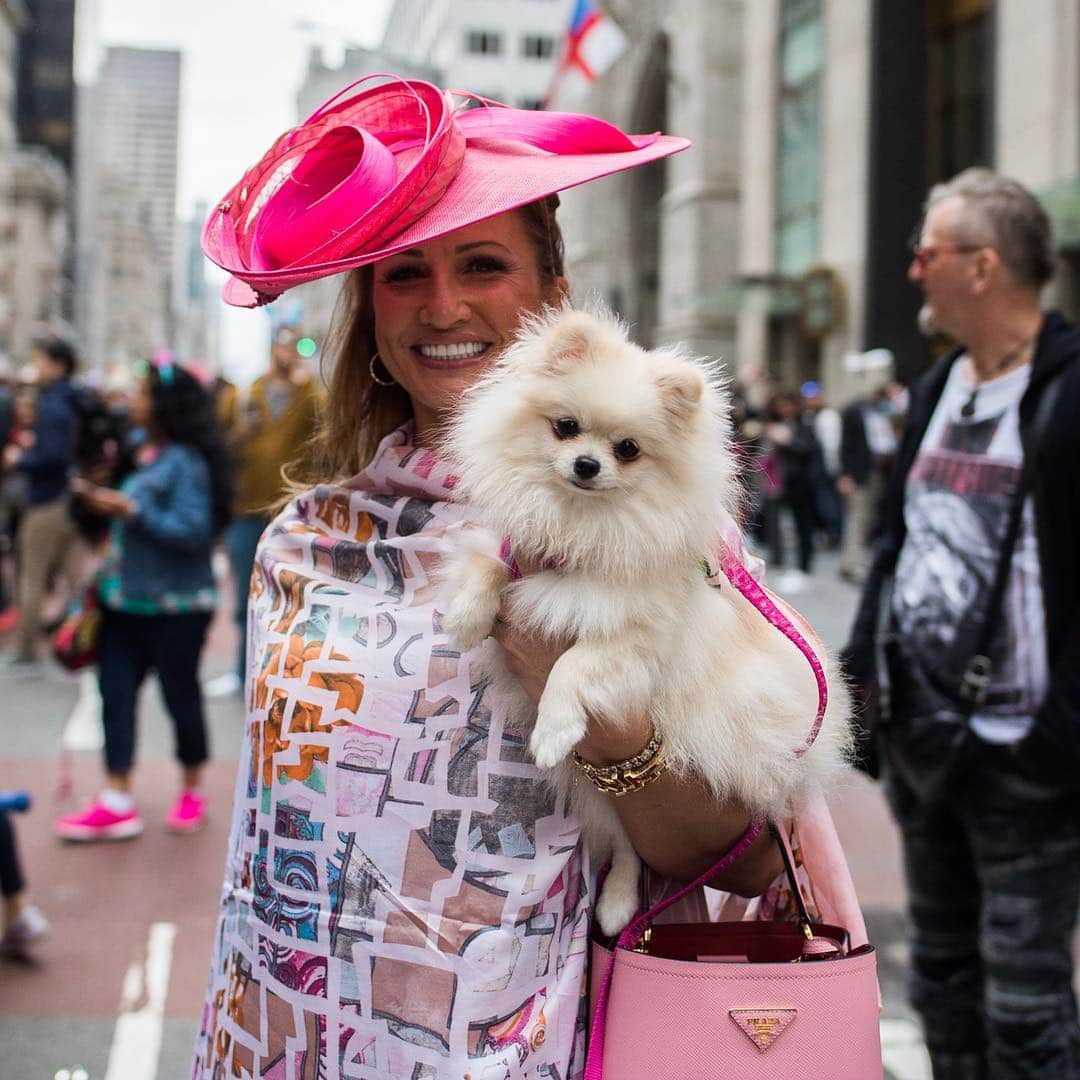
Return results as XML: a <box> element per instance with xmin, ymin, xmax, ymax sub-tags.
<box><xmin>960</xmin><ymin>335</ymin><xmax>1036</xmax><ymax>419</ymax></box>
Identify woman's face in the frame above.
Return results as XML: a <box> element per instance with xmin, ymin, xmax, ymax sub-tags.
<box><xmin>372</xmin><ymin>210</ymin><xmax>567</xmax><ymax>440</ymax></box>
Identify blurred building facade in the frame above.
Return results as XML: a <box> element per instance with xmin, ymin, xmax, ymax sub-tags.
<box><xmin>11</xmin><ymin>0</ymin><xmax>74</xmax><ymax>350</ymax></box>
<box><xmin>564</xmin><ymin>0</ymin><xmax>1080</xmax><ymax>402</ymax></box>
<box><xmin>0</xmin><ymin>0</ymin><xmax>27</xmax><ymax>367</ymax></box>
<box><xmin>15</xmin><ymin>0</ymin><xmax>75</xmax><ymax>170</ymax></box>
<box><xmin>173</xmin><ymin>198</ymin><xmax>219</xmax><ymax>367</ymax></box>
<box><xmin>556</xmin><ymin>0</ymin><xmax>743</xmax><ymax>368</ymax></box>
<box><xmin>382</xmin><ymin>0</ymin><xmax>569</xmax><ymax>110</ymax></box>
<box><xmin>75</xmin><ymin>45</ymin><xmax>180</xmax><ymax>367</ymax></box>
<box><xmin>8</xmin><ymin>146</ymin><xmax>66</xmax><ymax>360</ymax></box>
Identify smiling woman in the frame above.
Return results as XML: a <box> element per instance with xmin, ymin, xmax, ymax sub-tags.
<box><xmin>190</xmin><ymin>76</ymin><xmax>842</xmax><ymax>1080</ymax></box>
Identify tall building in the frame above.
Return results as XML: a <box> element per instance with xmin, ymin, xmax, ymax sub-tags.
<box><xmin>76</xmin><ymin>45</ymin><xmax>180</xmax><ymax>366</ymax></box>
<box><xmin>381</xmin><ymin>0</ymin><xmax>570</xmax><ymax>111</ymax></box>
<box><xmin>15</xmin><ymin>0</ymin><xmax>75</xmax><ymax>169</ymax></box>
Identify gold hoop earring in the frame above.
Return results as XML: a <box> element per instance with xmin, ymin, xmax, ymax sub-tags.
<box><xmin>369</xmin><ymin>352</ymin><xmax>396</xmax><ymax>387</ymax></box>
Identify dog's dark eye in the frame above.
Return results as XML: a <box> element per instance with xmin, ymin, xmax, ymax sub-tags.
<box><xmin>613</xmin><ymin>439</ymin><xmax>640</xmax><ymax>461</ymax></box>
<box><xmin>553</xmin><ymin>417</ymin><xmax>580</xmax><ymax>439</ymax></box>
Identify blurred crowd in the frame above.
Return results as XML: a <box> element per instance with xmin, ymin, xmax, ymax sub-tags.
<box><xmin>732</xmin><ymin>364</ymin><xmax>908</xmax><ymax>594</ymax></box>
<box><xmin>0</xmin><ymin>325</ymin><xmax>323</xmax><ymax>958</ymax></box>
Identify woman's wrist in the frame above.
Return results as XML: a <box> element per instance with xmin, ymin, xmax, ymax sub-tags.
<box><xmin>573</xmin><ymin>727</ymin><xmax>667</xmax><ymax>797</ymax></box>
<box><xmin>573</xmin><ymin>714</ymin><xmax>656</xmax><ymax>766</ymax></box>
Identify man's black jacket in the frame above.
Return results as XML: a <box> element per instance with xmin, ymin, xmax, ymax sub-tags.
<box><xmin>843</xmin><ymin>310</ymin><xmax>1080</xmax><ymax>780</ymax></box>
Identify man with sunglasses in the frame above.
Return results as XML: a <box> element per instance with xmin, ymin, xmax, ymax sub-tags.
<box><xmin>843</xmin><ymin>168</ymin><xmax>1080</xmax><ymax>1078</ymax></box>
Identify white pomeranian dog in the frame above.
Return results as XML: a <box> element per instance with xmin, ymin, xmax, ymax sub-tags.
<box><xmin>439</xmin><ymin>305</ymin><xmax>852</xmax><ymax>935</ymax></box>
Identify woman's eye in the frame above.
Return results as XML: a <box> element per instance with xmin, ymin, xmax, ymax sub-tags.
<box><xmin>465</xmin><ymin>255</ymin><xmax>510</xmax><ymax>275</ymax></box>
<box><xmin>380</xmin><ymin>264</ymin><xmax>424</xmax><ymax>284</ymax></box>
<box><xmin>553</xmin><ymin>417</ymin><xmax>580</xmax><ymax>439</ymax></box>
<box><xmin>613</xmin><ymin>439</ymin><xmax>640</xmax><ymax>461</ymax></box>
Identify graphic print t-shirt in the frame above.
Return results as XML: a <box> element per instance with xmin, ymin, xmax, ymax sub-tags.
<box><xmin>891</xmin><ymin>358</ymin><xmax>1047</xmax><ymax>743</ymax></box>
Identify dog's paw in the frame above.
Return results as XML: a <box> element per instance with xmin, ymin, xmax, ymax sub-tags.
<box><xmin>596</xmin><ymin>878</ymin><xmax>640</xmax><ymax>936</ymax></box>
<box><xmin>529</xmin><ymin>708</ymin><xmax>588</xmax><ymax>769</ymax></box>
<box><xmin>443</xmin><ymin>596</ymin><xmax>497</xmax><ymax>652</ymax></box>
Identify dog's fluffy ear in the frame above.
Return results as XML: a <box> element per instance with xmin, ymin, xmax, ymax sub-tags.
<box><xmin>656</xmin><ymin>362</ymin><xmax>704</xmax><ymax>418</ymax></box>
<box><xmin>542</xmin><ymin>311</ymin><xmax>601</xmax><ymax>372</ymax></box>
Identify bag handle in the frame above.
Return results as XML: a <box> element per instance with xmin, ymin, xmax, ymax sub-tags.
<box><xmin>585</xmin><ymin>542</ymin><xmax>831</xmax><ymax>1079</ymax></box>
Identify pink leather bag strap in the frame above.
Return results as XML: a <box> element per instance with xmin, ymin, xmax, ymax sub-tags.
<box><xmin>583</xmin><ymin>544</ymin><xmax>830</xmax><ymax>1080</ymax></box>
<box><xmin>713</xmin><ymin>543</ymin><xmax>828</xmax><ymax>753</ymax></box>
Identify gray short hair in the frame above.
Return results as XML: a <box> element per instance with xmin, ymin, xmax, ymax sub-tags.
<box><xmin>926</xmin><ymin>167</ymin><xmax>1056</xmax><ymax>289</ymax></box>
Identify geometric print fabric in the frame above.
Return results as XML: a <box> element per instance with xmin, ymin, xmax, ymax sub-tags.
<box><xmin>193</xmin><ymin>425</ymin><xmax>591</xmax><ymax>1079</ymax></box>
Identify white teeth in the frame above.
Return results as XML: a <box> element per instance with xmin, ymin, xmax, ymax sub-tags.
<box><xmin>417</xmin><ymin>342</ymin><xmax>488</xmax><ymax>360</ymax></box>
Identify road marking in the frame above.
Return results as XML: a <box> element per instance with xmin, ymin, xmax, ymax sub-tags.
<box><xmin>63</xmin><ymin>670</ymin><xmax>103</xmax><ymax>751</ymax></box>
<box><xmin>104</xmin><ymin>922</ymin><xmax>177</xmax><ymax>1080</ymax></box>
<box><xmin>881</xmin><ymin>1016</ymin><xmax>932</xmax><ymax>1080</ymax></box>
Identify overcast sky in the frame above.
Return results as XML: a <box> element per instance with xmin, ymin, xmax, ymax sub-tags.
<box><xmin>92</xmin><ymin>0</ymin><xmax>393</xmax><ymax>379</ymax></box>
<box><xmin>96</xmin><ymin>0</ymin><xmax>393</xmax><ymax>215</ymax></box>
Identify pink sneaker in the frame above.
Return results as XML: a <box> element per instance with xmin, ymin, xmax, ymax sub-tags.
<box><xmin>56</xmin><ymin>798</ymin><xmax>143</xmax><ymax>841</ymax></box>
<box><xmin>166</xmin><ymin>790</ymin><xmax>207</xmax><ymax>834</ymax></box>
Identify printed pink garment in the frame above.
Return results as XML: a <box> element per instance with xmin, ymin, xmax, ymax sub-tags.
<box><xmin>192</xmin><ymin>424</ymin><xmax>840</xmax><ymax>1079</ymax></box>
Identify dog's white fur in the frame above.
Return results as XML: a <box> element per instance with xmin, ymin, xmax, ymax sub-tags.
<box><xmin>439</xmin><ymin>305</ymin><xmax>852</xmax><ymax>935</ymax></box>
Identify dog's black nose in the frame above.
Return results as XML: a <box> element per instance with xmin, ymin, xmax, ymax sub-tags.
<box><xmin>573</xmin><ymin>456</ymin><xmax>601</xmax><ymax>480</ymax></box>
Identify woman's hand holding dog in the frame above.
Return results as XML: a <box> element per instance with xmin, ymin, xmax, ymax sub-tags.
<box><xmin>493</xmin><ymin>608</ymin><xmax>654</xmax><ymax>766</ymax></box>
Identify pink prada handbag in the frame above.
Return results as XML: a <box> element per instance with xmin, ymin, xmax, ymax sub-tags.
<box><xmin>584</xmin><ymin>550</ymin><xmax>883</xmax><ymax>1079</ymax></box>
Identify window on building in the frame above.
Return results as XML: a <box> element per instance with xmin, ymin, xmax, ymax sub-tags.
<box><xmin>522</xmin><ymin>35</ymin><xmax>556</xmax><ymax>60</ymax></box>
<box><xmin>775</xmin><ymin>0</ymin><xmax>824</xmax><ymax>277</ymax></box>
<box><xmin>466</xmin><ymin>30</ymin><xmax>503</xmax><ymax>55</ymax></box>
<box><xmin>925</xmin><ymin>0</ymin><xmax>993</xmax><ymax>184</ymax></box>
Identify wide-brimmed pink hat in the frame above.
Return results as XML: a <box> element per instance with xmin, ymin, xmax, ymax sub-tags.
<box><xmin>202</xmin><ymin>74</ymin><xmax>690</xmax><ymax>308</ymax></box>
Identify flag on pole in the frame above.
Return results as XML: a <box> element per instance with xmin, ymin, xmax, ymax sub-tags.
<box><xmin>546</xmin><ymin>0</ymin><xmax>629</xmax><ymax>108</ymax></box>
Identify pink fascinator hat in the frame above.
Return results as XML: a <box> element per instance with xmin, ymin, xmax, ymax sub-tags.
<box><xmin>202</xmin><ymin>74</ymin><xmax>690</xmax><ymax>308</ymax></box>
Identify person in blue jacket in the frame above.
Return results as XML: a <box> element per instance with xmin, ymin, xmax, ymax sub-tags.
<box><xmin>3</xmin><ymin>338</ymin><xmax>82</xmax><ymax>665</ymax></box>
<box><xmin>56</xmin><ymin>360</ymin><xmax>232</xmax><ymax>841</ymax></box>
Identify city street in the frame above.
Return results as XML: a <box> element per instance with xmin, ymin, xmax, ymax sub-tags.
<box><xmin>1</xmin><ymin>551</ymin><xmax>927</xmax><ymax>1079</ymax></box>
<box><xmin>2</xmin><ymin>0</ymin><xmax>1079</xmax><ymax>1075</ymax></box>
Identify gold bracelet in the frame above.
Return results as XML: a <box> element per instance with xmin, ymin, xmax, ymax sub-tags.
<box><xmin>572</xmin><ymin>729</ymin><xmax>668</xmax><ymax>797</ymax></box>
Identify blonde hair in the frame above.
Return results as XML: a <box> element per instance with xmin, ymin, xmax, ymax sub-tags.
<box><xmin>297</xmin><ymin>195</ymin><xmax>567</xmax><ymax>483</ymax></box>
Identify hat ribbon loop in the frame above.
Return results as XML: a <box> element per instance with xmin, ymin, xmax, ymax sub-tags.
<box><xmin>249</xmin><ymin>126</ymin><xmax>398</xmax><ymax>271</ymax></box>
